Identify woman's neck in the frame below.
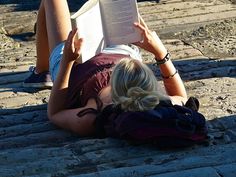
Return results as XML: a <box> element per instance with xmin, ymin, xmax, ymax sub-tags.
<box><xmin>98</xmin><ymin>85</ymin><xmax>112</xmax><ymax>108</ymax></box>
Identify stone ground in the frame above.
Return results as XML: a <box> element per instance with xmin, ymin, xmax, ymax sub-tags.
<box><xmin>0</xmin><ymin>0</ymin><xmax>236</xmax><ymax>176</ymax></box>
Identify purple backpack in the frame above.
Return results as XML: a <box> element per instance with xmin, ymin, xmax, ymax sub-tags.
<box><xmin>95</xmin><ymin>97</ymin><xmax>208</xmax><ymax>148</ymax></box>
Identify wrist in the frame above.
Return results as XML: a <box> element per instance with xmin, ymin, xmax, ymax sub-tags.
<box><xmin>62</xmin><ymin>56</ymin><xmax>75</xmax><ymax>65</ymax></box>
<box><xmin>150</xmin><ymin>31</ymin><xmax>168</xmax><ymax>59</ymax></box>
<box><xmin>154</xmin><ymin>50</ymin><xmax>168</xmax><ymax>60</ymax></box>
<box><xmin>153</xmin><ymin>52</ymin><xmax>171</xmax><ymax>66</ymax></box>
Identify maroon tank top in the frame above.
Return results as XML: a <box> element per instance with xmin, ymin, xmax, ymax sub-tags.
<box><xmin>66</xmin><ymin>53</ymin><xmax>128</xmax><ymax>109</ymax></box>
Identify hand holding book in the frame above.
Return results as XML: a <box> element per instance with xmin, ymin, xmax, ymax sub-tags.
<box><xmin>63</xmin><ymin>28</ymin><xmax>84</xmax><ymax>63</ymax></box>
<box><xmin>133</xmin><ymin>17</ymin><xmax>168</xmax><ymax>60</ymax></box>
<box><xmin>71</xmin><ymin>0</ymin><xmax>142</xmax><ymax>63</ymax></box>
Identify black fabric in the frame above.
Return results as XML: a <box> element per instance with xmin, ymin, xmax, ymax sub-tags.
<box><xmin>94</xmin><ymin>97</ymin><xmax>208</xmax><ymax>148</ymax></box>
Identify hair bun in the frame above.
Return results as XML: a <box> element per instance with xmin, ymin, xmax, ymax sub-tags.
<box><xmin>119</xmin><ymin>87</ymin><xmax>160</xmax><ymax>112</ymax></box>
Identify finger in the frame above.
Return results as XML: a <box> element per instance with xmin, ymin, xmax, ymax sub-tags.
<box><xmin>70</xmin><ymin>28</ymin><xmax>79</xmax><ymax>50</ymax></box>
<box><xmin>139</xmin><ymin>15</ymin><xmax>148</xmax><ymax>29</ymax></box>
<box><xmin>75</xmin><ymin>38</ymin><xmax>84</xmax><ymax>53</ymax></box>
<box><xmin>64</xmin><ymin>31</ymin><xmax>73</xmax><ymax>49</ymax></box>
<box><xmin>134</xmin><ymin>22</ymin><xmax>149</xmax><ymax>42</ymax></box>
<box><xmin>134</xmin><ymin>22</ymin><xmax>147</xmax><ymax>33</ymax></box>
<box><xmin>71</xmin><ymin>28</ymin><xmax>78</xmax><ymax>42</ymax></box>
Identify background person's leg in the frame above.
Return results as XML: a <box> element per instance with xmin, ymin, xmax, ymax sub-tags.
<box><xmin>35</xmin><ymin>0</ymin><xmax>50</xmax><ymax>74</ymax></box>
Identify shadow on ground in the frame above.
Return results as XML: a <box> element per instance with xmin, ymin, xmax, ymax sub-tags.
<box><xmin>0</xmin><ymin>102</ymin><xmax>235</xmax><ymax>150</ymax></box>
<box><xmin>148</xmin><ymin>58</ymin><xmax>236</xmax><ymax>80</ymax></box>
<box><xmin>0</xmin><ymin>58</ymin><xmax>235</xmax><ymax>94</ymax></box>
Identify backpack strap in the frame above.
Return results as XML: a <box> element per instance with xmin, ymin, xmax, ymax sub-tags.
<box><xmin>94</xmin><ymin>104</ymin><xmax>123</xmax><ymax>138</ymax></box>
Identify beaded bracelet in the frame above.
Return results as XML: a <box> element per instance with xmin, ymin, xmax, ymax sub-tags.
<box><xmin>161</xmin><ymin>70</ymin><xmax>178</xmax><ymax>79</ymax></box>
<box><xmin>153</xmin><ymin>52</ymin><xmax>171</xmax><ymax>66</ymax></box>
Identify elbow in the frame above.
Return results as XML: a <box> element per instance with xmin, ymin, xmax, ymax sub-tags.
<box><xmin>47</xmin><ymin>105</ymin><xmax>54</xmax><ymax>122</ymax></box>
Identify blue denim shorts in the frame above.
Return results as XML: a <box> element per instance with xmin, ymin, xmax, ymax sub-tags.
<box><xmin>49</xmin><ymin>42</ymin><xmax>64</xmax><ymax>81</ymax></box>
<box><xmin>49</xmin><ymin>43</ymin><xmax>141</xmax><ymax>82</ymax></box>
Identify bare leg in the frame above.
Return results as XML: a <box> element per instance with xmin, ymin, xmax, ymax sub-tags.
<box><xmin>35</xmin><ymin>0</ymin><xmax>72</xmax><ymax>73</ymax></box>
<box><xmin>35</xmin><ymin>0</ymin><xmax>50</xmax><ymax>73</ymax></box>
<box><xmin>43</xmin><ymin>0</ymin><xmax>72</xmax><ymax>52</ymax></box>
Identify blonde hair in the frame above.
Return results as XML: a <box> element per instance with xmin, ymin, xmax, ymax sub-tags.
<box><xmin>111</xmin><ymin>58</ymin><xmax>169</xmax><ymax>112</ymax></box>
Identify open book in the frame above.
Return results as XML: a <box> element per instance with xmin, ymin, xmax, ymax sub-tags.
<box><xmin>71</xmin><ymin>0</ymin><xmax>142</xmax><ymax>63</ymax></box>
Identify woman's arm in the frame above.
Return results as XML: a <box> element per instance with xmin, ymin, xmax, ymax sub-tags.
<box><xmin>48</xmin><ymin>99</ymin><xmax>97</xmax><ymax>135</ymax></box>
<box><xmin>47</xmin><ymin>29</ymin><xmax>97</xmax><ymax>135</ymax></box>
<box><xmin>133</xmin><ymin>18</ymin><xmax>187</xmax><ymax>105</ymax></box>
<box><xmin>48</xmin><ymin>29</ymin><xmax>82</xmax><ymax>116</ymax></box>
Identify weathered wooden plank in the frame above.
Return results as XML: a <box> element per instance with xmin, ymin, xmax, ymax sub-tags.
<box><xmin>0</xmin><ymin>146</ymin><xmax>75</xmax><ymax>165</ymax></box>
<box><xmin>0</xmin><ymin>43</ymin><xmax>35</xmax><ymax>65</ymax></box>
<box><xmin>149</xmin><ymin>58</ymin><xmax>236</xmax><ymax>80</ymax></box>
<box><xmin>0</xmin><ymin>129</ymin><xmax>77</xmax><ymax>150</ymax></box>
<box><xmin>0</xmin><ymin>156</ymin><xmax>78</xmax><ymax>177</ymax></box>
<box><xmin>208</xmin><ymin>118</ymin><xmax>233</xmax><ymax>133</ymax></box>
<box><xmin>0</xmin><ymin>90</ymin><xmax>50</xmax><ymax>108</ymax></box>
<box><xmin>1</xmin><ymin>56</ymin><xmax>232</xmax><ymax>88</ymax></box>
<box><xmin>180</xmin><ymin>65</ymin><xmax>236</xmax><ymax>80</ymax></box>
<box><xmin>139</xmin><ymin>1</ymin><xmax>232</xmax><ymax>14</ymax></box>
<box><xmin>0</xmin><ymin>52</ymin><xmax>36</xmax><ymax>63</ymax></box>
<box><xmin>0</xmin><ymin>140</ymin><xmax>235</xmax><ymax>177</ymax></box>
<box><xmin>148</xmin><ymin>167</ymin><xmax>220</xmax><ymax>177</ymax></box>
<box><xmin>140</xmin><ymin>4</ymin><xmax>235</xmax><ymax>18</ymax></box>
<box><xmin>175</xmin><ymin>58</ymin><xmax>236</xmax><ymax>72</ymax></box>
<box><xmin>0</xmin><ymin>11</ymin><xmax>37</xmax><ymax>21</ymax></box>
<box><xmin>185</xmin><ymin>77</ymin><xmax>236</xmax><ymax>120</ymax></box>
<box><xmin>68</xmin><ymin>138</ymin><xmax>128</xmax><ymax>153</ymax></box>
<box><xmin>0</xmin><ymin>72</ymin><xmax>31</xmax><ymax>85</ymax></box>
<box><xmin>0</xmin><ymin>121</ymin><xmax>56</xmax><ymax>139</ymax></box>
<box><xmin>0</xmin><ymin>4</ymin><xmax>16</xmax><ymax>13</ymax></box>
<box><xmin>0</xmin><ymin>65</ymin><xmax>33</xmax><ymax>75</ymax></box>
<box><xmin>0</xmin><ymin>88</ymin><xmax>49</xmax><ymax>99</ymax></box>
<box><xmin>0</xmin><ymin>110</ymin><xmax>47</xmax><ymax>127</ymax></box>
<box><xmin>0</xmin><ymin>104</ymin><xmax>47</xmax><ymax>116</ymax></box>
<box><xmin>138</xmin><ymin>1</ymin><xmax>235</xmax><ymax>35</ymax></box>
<box><xmin>0</xmin><ymin>95</ymin><xmax>46</xmax><ymax>109</ymax></box>
<box><xmin>149</xmin><ymin>10</ymin><xmax>236</xmax><ymax>30</ymax></box>
<box><xmin>69</xmin><ymin>143</ymin><xmax>236</xmax><ymax>177</ymax></box>
<box><xmin>137</xmin><ymin>0</ymin><xmax>187</xmax><ymax>8</ymax></box>
<box><xmin>81</xmin><ymin>139</ymin><xmax>235</xmax><ymax>168</ymax></box>
<box><xmin>1</xmin><ymin>11</ymin><xmax>37</xmax><ymax>35</ymax></box>
<box><xmin>214</xmin><ymin>163</ymin><xmax>236</xmax><ymax>177</ymax></box>
<box><xmin>0</xmin><ymin>139</ymin><xmax>126</xmax><ymax>167</ymax></box>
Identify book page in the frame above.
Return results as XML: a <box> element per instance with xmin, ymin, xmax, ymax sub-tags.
<box><xmin>99</xmin><ymin>0</ymin><xmax>142</xmax><ymax>45</ymax></box>
<box><xmin>71</xmin><ymin>0</ymin><xmax>98</xmax><ymax>18</ymax></box>
<box><xmin>71</xmin><ymin>0</ymin><xmax>105</xmax><ymax>63</ymax></box>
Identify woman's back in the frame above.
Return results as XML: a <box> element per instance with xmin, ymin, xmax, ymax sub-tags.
<box><xmin>66</xmin><ymin>53</ymin><xmax>128</xmax><ymax>109</ymax></box>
